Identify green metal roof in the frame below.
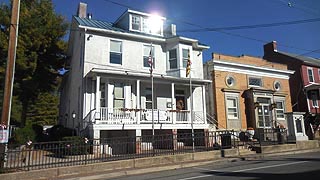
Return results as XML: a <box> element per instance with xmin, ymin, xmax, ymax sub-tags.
<box><xmin>73</xmin><ymin>16</ymin><xmax>209</xmax><ymax>48</ymax></box>
<box><xmin>74</xmin><ymin>16</ymin><xmax>126</xmax><ymax>33</ymax></box>
<box><xmin>278</xmin><ymin>51</ymin><xmax>320</xmax><ymax>66</ymax></box>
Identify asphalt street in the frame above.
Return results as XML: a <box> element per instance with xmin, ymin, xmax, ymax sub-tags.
<box><xmin>107</xmin><ymin>151</ymin><xmax>320</xmax><ymax>180</ymax></box>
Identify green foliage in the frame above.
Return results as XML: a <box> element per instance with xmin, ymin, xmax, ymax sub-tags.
<box><xmin>60</xmin><ymin>136</ymin><xmax>90</xmax><ymax>155</ymax></box>
<box><xmin>26</xmin><ymin>92</ymin><xmax>59</xmax><ymax>126</ymax></box>
<box><xmin>46</xmin><ymin>125</ymin><xmax>75</xmax><ymax>141</ymax></box>
<box><xmin>0</xmin><ymin>0</ymin><xmax>69</xmax><ymax>127</ymax></box>
<box><xmin>11</xmin><ymin>124</ymin><xmax>36</xmax><ymax>144</ymax></box>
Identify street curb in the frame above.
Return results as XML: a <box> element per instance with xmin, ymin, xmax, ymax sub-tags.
<box><xmin>54</xmin><ymin>157</ymin><xmax>243</xmax><ymax>180</ymax></box>
<box><xmin>59</xmin><ymin>148</ymin><xmax>320</xmax><ymax>180</ymax></box>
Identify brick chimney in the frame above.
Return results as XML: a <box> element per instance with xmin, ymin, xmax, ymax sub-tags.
<box><xmin>77</xmin><ymin>2</ymin><xmax>87</xmax><ymax>18</ymax></box>
<box><xmin>264</xmin><ymin>41</ymin><xmax>277</xmax><ymax>54</ymax></box>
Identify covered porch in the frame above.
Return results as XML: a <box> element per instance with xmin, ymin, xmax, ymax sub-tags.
<box><xmin>82</xmin><ymin>69</ymin><xmax>211</xmax><ymax>129</ymax></box>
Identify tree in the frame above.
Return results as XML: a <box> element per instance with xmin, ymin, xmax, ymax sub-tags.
<box><xmin>0</xmin><ymin>0</ymin><xmax>68</xmax><ymax>127</ymax></box>
<box><xmin>27</xmin><ymin>92</ymin><xmax>59</xmax><ymax>126</ymax></box>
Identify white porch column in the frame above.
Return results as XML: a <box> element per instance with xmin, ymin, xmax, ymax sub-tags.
<box><xmin>90</xmin><ymin>79</ymin><xmax>96</xmax><ymax>122</ymax></box>
<box><xmin>171</xmin><ymin>83</ymin><xmax>176</xmax><ymax>124</ymax></box>
<box><xmin>202</xmin><ymin>85</ymin><xmax>207</xmax><ymax>124</ymax></box>
<box><xmin>136</xmin><ymin>129</ymin><xmax>142</xmax><ymax>154</ymax></box>
<box><xmin>137</xmin><ymin>80</ymin><xmax>141</xmax><ymax>124</ymax></box>
<box><xmin>95</xmin><ymin>76</ymin><xmax>101</xmax><ymax>119</ymax></box>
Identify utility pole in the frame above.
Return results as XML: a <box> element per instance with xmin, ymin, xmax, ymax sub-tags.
<box><xmin>1</xmin><ymin>0</ymin><xmax>20</xmax><ymax>132</ymax></box>
<box><xmin>1</xmin><ymin>0</ymin><xmax>20</xmax><ymax>168</ymax></box>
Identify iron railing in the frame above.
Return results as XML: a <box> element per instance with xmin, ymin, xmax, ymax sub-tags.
<box><xmin>0</xmin><ymin>131</ymin><xmax>236</xmax><ymax>173</ymax></box>
<box><xmin>0</xmin><ymin>128</ymin><xmax>290</xmax><ymax>174</ymax></box>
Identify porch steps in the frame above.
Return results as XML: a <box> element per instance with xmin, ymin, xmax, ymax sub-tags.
<box><xmin>238</xmin><ymin>146</ymin><xmax>257</xmax><ymax>156</ymax></box>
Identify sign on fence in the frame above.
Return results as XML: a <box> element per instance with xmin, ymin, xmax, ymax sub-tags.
<box><xmin>0</xmin><ymin>130</ymin><xmax>9</xmax><ymax>143</ymax></box>
<box><xmin>145</xmin><ymin>110</ymin><xmax>167</xmax><ymax>121</ymax></box>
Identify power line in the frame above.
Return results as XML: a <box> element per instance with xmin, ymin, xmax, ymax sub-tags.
<box><xmin>271</xmin><ymin>0</ymin><xmax>320</xmax><ymax>16</ymax></box>
<box><xmin>102</xmin><ymin>0</ymin><xmax>320</xmax><ymax>56</ymax></box>
<box><xmin>179</xmin><ymin>18</ymin><xmax>320</xmax><ymax>32</ymax></box>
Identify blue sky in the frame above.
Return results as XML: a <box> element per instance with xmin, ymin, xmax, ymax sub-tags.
<box><xmin>2</xmin><ymin>0</ymin><xmax>320</xmax><ymax>62</ymax></box>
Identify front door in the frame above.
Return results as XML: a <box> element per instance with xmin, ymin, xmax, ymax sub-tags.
<box><xmin>176</xmin><ymin>96</ymin><xmax>185</xmax><ymax>110</ymax></box>
<box><xmin>257</xmin><ymin>104</ymin><xmax>272</xmax><ymax>128</ymax></box>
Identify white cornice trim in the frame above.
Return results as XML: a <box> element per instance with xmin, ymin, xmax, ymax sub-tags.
<box><xmin>213</xmin><ymin>60</ymin><xmax>294</xmax><ymax>79</ymax></box>
<box><xmin>79</xmin><ymin>25</ymin><xmax>166</xmax><ymax>43</ymax></box>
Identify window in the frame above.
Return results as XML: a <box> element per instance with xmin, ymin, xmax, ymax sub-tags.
<box><xmin>142</xmin><ymin>17</ymin><xmax>148</xmax><ymax>33</ymax></box>
<box><xmin>114</xmin><ymin>83</ymin><xmax>124</xmax><ymax>108</ymax></box>
<box><xmin>131</xmin><ymin>15</ymin><xmax>162</xmax><ymax>35</ymax></box>
<box><xmin>145</xmin><ymin>88</ymin><xmax>152</xmax><ymax>109</ymax></box>
<box><xmin>248</xmin><ymin>77</ymin><xmax>262</xmax><ymax>87</ymax></box>
<box><xmin>275</xmin><ymin>100</ymin><xmax>285</xmax><ymax>119</ymax></box>
<box><xmin>169</xmin><ymin>49</ymin><xmax>177</xmax><ymax>69</ymax></box>
<box><xmin>131</xmin><ymin>15</ymin><xmax>140</xmax><ymax>31</ymax></box>
<box><xmin>143</xmin><ymin>45</ymin><xmax>154</xmax><ymax>68</ymax></box>
<box><xmin>318</xmin><ymin>69</ymin><xmax>320</xmax><ymax>80</ymax></box>
<box><xmin>182</xmin><ymin>49</ymin><xmax>189</xmax><ymax>68</ymax></box>
<box><xmin>226</xmin><ymin>96</ymin><xmax>239</xmax><ymax>119</ymax></box>
<box><xmin>100</xmin><ymin>82</ymin><xmax>106</xmax><ymax>107</ymax></box>
<box><xmin>226</xmin><ymin>76</ymin><xmax>235</xmax><ymax>87</ymax></box>
<box><xmin>311</xmin><ymin>91</ymin><xmax>318</xmax><ymax>107</ymax></box>
<box><xmin>274</xmin><ymin>81</ymin><xmax>281</xmax><ymax>91</ymax></box>
<box><xmin>110</xmin><ymin>40</ymin><xmax>122</xmax><ymax>64</ymax></box>
<box><xmin>307</xmin><ymin>68</ymin><xmax>314</xmax><ymax>82</ymax></box>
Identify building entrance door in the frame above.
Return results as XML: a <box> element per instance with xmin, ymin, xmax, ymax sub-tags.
<box><xmin>257</xmin><ymin>104</ymin><xmax>272</xmax><ymax>128</ymax></box>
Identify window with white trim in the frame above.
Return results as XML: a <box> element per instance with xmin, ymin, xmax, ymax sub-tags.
<box><xmin>110</xmin><ymin>40</ymin><xmax>122</xmax><ymax>64</ymax></box>
<box><xmin>143</xmin><ymin>45</ymin><xmax>154</xmax><ymax>68</ymax></box>
<box><xmin>307</xmin><ymin>68</ymin><xmax>314</xmax><ymax>83</ymax></box>
<box><xmin>311</xmin><ymin>91</ymin><xmax>319</xmax><ymax>107</ymax></box>
<box><xmin>318</xmin><ymin>69</ymin><xmax>320</xmax><ymax>80</ymax></box>
<box><xmin>100</xmin><ymin>82</ymin><xmax>106</xmax><ymax>107</ymax></box>
<box><xmin>226</xmin><ymin>76</ymin><xmax>235</xmax><ymax>87</ymax></box>
<box><xmin>145</xmin><ymin>88</ymin><xmax>153</xmax><ymax>109</ymax></box>
<box><xmin>274</xmin><ymin>81</ymin><xmax>281</xmax><ymax>91</ymax></box>
<box><xmin>131</xmin><ymin>15</ymin><xmax>140</xmax><ymax>31</ymax></box>
<box><xmin>114</xmin><ymin>83</ymin><xmax>125</xmax><ymax>108</ymax></box>
<box><xmin>130</xmin><ymin>14</ymin><xmax>163</xmax><ymax>35</ymax></box>
<box><xmin>275</xmin><ymin>100</ymin><xmax>285</xmax><ymax>119</ymax></box>
<box><xmin>248</xmin><ymin>77</ymin><xmax>262</xmax><ymax>87</ymax></box>
<box><xmin>226</xmin><ymin>96</ymin><xmax>239</xmax><ymax>119</ymax></box>
<box><xmin>169</xmin><ymin>49</ymin><xmax>177</xmax><ymax>69</ymax></box>
<box><xmin>182</xmin><ymin>49</ymin><xmax>189</xmax><ymax>68</ymax></box>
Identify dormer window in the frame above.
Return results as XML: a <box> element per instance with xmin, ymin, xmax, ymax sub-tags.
<box><xmin>131</xmin><ymin>15</ymin><xmax>140</xmax><ymax>31</ymax></box>
<box><xmin>129</xmin><ymin>13</ymin><xmax>163</xmax><ymax>36</ymax></box>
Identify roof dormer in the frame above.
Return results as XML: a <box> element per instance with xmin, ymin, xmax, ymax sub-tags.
<box><xmin>115</xmin><ymin>9</ymin><xmax>166</xmax><ymax>37</ymax></box>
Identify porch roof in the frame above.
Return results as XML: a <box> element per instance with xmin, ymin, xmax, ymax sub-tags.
<box><xmin>87</xmin><ymin>68</ymin><xmax>212</xmax><ymax>85</ymax></box>
<box><xmin>304</xmin><ymin>83</ymin><xmax>320</xmax><ymax>91</ymax></box>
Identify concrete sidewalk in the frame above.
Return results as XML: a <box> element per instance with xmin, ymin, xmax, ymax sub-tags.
<box><xmin>0</xmin><ymin>140</ymin><xmax>319</xmax><ymax>180</ymax></box>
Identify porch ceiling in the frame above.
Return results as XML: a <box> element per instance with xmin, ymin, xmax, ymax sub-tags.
<box><xmin>87</xmin><ymin>68</ymin><xmax>211</xmax><ymax>85</ymax></box>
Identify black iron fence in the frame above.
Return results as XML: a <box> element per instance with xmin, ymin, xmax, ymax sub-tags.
<box><xmin>255</xmin><ymin>128</ymin><xmax>288</xmax><ymax>146</ymax></box>
<box><xmin>0</xmin><ymin>128</ymin><xmax>289</xmax><ymax>174</ymax></box>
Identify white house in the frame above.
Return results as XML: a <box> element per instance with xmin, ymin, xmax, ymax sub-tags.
<box><xmin>59</xmin><ymin>2</ymin><xmax>212</xmax><ymax>142</ymax></box>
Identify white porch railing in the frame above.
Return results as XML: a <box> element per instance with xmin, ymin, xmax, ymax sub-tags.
<box><xmin>94</xmin><ymin>108</ymin><xmax>206</xmax><ymax>125</ymax></box>
<box><xmin>100</xmin><ymin>108</ymin><xmax>136</xmax><ymax>124</ymax></box>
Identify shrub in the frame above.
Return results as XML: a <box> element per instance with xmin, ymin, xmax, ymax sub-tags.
<box><xmin>60</xmin><ymin>136</ymin><xmax>89</xmax><ymax>155</ymax></box>
<box><xmin>46</xmin><ymin>125</ymin><xmax>75</xmax><ymax>141</ymax></box>
<box><xmin>12</xmin><ymin>125</ymin><xmax>36</xmax><ymax>145</ymax></box>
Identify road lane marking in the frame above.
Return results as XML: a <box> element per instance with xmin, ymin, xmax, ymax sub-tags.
<box><xmin>234</xmin><ymin>161</ymin><xmax>309</xmax><ymax>172</ymax></box>
<box><xmin>178</xmin><ymin>161</ymin><xmax>309</xmax><ymax>180</ymax></box>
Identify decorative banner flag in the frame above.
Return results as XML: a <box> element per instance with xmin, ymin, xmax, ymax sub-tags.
<box><xmin>148</xmin><ymin>46</ymin><xmax>153</xmax><ymax>76</ymax></box>
<box><xmin>186</xmin><ymin>49</ymin><xmax>191</xmax><ymax>77</ymax></box>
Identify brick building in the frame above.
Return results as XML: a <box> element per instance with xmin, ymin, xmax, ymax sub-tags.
<box><xmin>264</xmin><ymin>41</ymin><xmax>320</xmax><ymax>139</ymax></box>
<box><xmin>204</xmin><ymin>53</ymin><xmax>294</xmax><ymax>133</ymax></box>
